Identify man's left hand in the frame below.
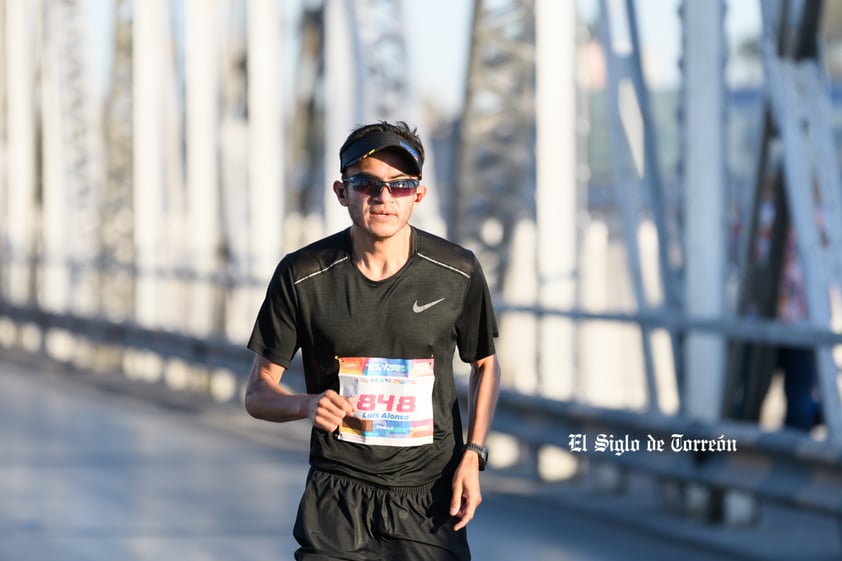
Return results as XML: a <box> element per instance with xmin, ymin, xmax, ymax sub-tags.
<box><xmin>450</xmin><ymin>451</ymin><xmax>482</xmax><ymax>531</ymax></box>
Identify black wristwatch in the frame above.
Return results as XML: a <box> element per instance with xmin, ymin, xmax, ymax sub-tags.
<box><xmin>464</xmin><ymin>443</ymin><xmax>488</xmax><ymax>471</ymax></box>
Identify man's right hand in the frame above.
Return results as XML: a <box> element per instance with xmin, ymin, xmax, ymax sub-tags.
<box><xmin>311</xmin><ymin>389</ymin><xmax>355</xmax><ymax>432</ymax></box>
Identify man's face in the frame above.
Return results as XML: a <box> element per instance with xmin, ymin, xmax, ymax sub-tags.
<box><xmin>334</xmin><ymin>151</ymin><xmax>427</xmax><ymax>242</ymax></box>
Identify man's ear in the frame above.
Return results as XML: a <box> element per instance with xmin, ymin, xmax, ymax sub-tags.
<box><xmin>414</xmin><ymin>185</ymin><xmax>428</xmax><ymax>203</ymax></box>
<box><xmin>333</xmin><ymin>180</ymin><xmax>349</xmax><ymax>206</ymax></box>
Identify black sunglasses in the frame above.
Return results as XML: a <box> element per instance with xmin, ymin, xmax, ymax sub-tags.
<box><xmin>342</xmin><ymin>174</ymin><xmax>420</xmax><ymax>198</ymax></box>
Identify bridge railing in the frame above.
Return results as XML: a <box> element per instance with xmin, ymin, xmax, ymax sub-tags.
<box><xmin>2</xmin><ymin>300</ymin><xmax>842</xmax><ymax>522</ymax></box>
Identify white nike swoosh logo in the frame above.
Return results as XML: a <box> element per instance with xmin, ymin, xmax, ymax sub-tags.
<box><xmin>413</xmin><ymin>298</ymin><xmax>445</xmax><ymax>313</ymax></box>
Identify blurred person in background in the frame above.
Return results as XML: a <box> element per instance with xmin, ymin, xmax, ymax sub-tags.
<box><xmin>773</xmin><ymin>228</ymin><xmax>821</xmax><ymax>430</ymax></box>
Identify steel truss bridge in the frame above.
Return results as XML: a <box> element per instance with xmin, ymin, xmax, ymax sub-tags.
<box><xmin>2</xmin><ymin>0</ymin><xmax>842</xmax><ymax>535</ymax></box>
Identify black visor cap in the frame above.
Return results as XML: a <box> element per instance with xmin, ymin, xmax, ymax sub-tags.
<box><xmin>339</xmin><ymin>131</ymin><xmax>423</xmax><ymax>176</ymax></box>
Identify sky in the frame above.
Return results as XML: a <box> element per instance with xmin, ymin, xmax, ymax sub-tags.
<box><xmin>83</xmin><ymin>0</ymin><xmax>474</xmax><ymax>114</ymax></box>
<box><xmin>406</xmin><ymin>0</ymin><xmax>762</xmax><ymax>114</ymax></box>
<box><xmin>402</xmin><ymin>0</ymin><xmax>474</xmax><ymax>115</ymax></box>
<box><xmin>83</xmin><ymin>0</ymin><xmax>762</xmax><ymax>116</ymax></box>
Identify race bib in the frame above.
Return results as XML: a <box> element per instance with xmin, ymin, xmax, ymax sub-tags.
<box><xmin>337</xmin><ymin>357</ymin><xmax>435</xmax><ymax>447</ymax></box>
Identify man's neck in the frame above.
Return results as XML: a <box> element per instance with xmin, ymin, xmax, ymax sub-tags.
<box><xmin>350</xmin><ymin>226</ymin><xmax>413</xmax><ymax>281</ymax></box>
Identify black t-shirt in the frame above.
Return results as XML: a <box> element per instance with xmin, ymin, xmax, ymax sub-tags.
<box><xmin>247</xmin><ymin>227</ymin><xmax>498</xmax><ymax>486</ymax></box>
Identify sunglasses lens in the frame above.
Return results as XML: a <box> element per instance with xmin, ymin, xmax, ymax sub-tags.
<box><xmin>387</xmin><ymin>182</ymin><xmax>418</xmax><ymax>197</ymax></box>
<box><xmin>389</xmin><ymin>179</ymin><xmax>419</xmax><ymax>191</ymax></box>
<box><xmin>343</xmin><ymin>176</ymin><xmax>375</xmax><ymax>196</ymax></box>
<box><xmin>358</xmin><ymin>178</ymin><xmax>382</xmax><ymax>196</ymax></box>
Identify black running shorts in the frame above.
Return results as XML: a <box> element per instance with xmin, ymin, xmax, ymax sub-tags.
<box><xmin>293</xmin><ymin>468</ymin><xmax>471</xmax><ymax>561</ymax></box>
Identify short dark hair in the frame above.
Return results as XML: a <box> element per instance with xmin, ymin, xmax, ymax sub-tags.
<box><xmin>339</xmin><ymin>121</ymin><xmax>425</xmax><ymax>176</ymax></box>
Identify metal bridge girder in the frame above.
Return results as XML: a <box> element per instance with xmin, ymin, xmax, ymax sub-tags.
<box><xmin>453</xmin><ymin>0</ymin><xmax>536</xmax><ymax>293</ymax></box>
<box><xmin>729</xmin><ymin>0</ymin><xmax>842</xmax><ymax>440</ymax></box>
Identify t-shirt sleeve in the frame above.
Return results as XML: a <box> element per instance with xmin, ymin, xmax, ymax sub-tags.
<box><xmin>455</xmin><ymin>256</ymin><xmax>498</xmax><ymax>363</ymax></box>
<box><xmin>247</xmin><ymin>258</ymin><xmax>300</xmax><ymax>368</ymax></box>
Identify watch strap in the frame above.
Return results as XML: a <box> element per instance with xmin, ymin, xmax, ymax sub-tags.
<box><xmin>464</xmin><ymin>443</ymin><xmax>488</xmax><ymax>470</ymax></box>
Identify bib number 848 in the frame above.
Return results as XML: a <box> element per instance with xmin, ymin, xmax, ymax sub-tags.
<box><xmin>356</xmin><ymin>394</ymin><xmax>416</xmax><ymax>413</ymax></box>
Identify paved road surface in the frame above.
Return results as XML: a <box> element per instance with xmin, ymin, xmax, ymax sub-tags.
<box><xmin>1</xmin><ymin>355</ymin><xmax>838</xmax><ymax>560</ymax></box>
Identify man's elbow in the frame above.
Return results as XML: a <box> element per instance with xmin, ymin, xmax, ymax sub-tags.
<box><xmin>243</xmin><ymin>385</ymin><xmax>266</xmax><ymax>420</ymax></box>
<box><xmin>475</xmin><ymin>354</ymin><xmax>501</xmax><ymax>378</ymax></box>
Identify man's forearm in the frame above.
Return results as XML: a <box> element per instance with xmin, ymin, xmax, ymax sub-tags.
<box><xmin>466</xmin><ymin>354</ymin><xmax>501</xmax><ymax>444</ymax></box>
<box><xmin>245</xmin><ymin>385</ymin><xmax>313</xmax><ymax>423</ymax></box>
<box><xmin>244</xmin><ymin>355</ymin><xmax>313</xmax><ymax>422</ymax></box>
